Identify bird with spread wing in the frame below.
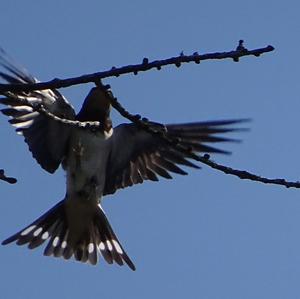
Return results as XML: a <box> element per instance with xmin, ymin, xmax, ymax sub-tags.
<box><xmin>0</xmin><ymin>52</ymin><xmax>246</xmax><ymax>270</ymax></box>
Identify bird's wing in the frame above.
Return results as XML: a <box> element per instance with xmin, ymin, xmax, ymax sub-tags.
<box><xmin>0</xmin><ymin>51</ymin><xmax>76</xmax><ymax>173</ymax></box>
<box><xmin>103</xmin><ymin>119</ymin><xmax>245</xmax><ymax>195</ymax></box>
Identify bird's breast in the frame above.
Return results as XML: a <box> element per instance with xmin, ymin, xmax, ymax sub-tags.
<box><xmin>65</xmin><ymin>129</ymin><xmax>112</xmax><ymax>200</ymax></box>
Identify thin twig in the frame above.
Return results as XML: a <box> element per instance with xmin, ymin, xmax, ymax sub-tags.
<box><xmin>198</xmin><ymin>155</ymin><xmax>300</xmax><ymax>189</ymax></box>
<box><xmin>0</xmin><ymin>169</ymin><xmax>17</xmax><ymax>184</ymax></box>
<box><xmin>0</xmin><ymin>41</ymin><xmax>274</xmax><ymax>93</ymax></box>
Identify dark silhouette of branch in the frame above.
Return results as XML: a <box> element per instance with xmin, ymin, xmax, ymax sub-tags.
<box><xmin>198</xmin><ymin>155</ymin><xmax>300</xmax><ymax>189</ymax></box>
<box><xmin>0</xmin><ymin>169</ymin><xmax>17</xmax><ymax>184</ymax></box>
<box><xmin>0</xmin><ymin>41</ymin><xmax>274</xmax><ymax>93</ymax></box>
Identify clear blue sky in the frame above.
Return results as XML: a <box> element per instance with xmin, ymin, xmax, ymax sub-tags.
<box><xmin>1</xmin><ymin>1</ymin><xmax>300</xmax><ymax>298</ymax></box>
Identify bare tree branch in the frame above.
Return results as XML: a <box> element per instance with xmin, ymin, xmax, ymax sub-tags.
<box><xmin>197</xmin><ymin>155</ymin><xmax>300</xmax><ymax>189</ymax></box>
<box><xmin>0</xmin><ymin>41</ymin><xmax>274</xmax><ymax>93</ymax></box>
<box><xmin>0</xmin><ymin>169</ymin><xmax>17</xmax><ymax>184</ymax></box>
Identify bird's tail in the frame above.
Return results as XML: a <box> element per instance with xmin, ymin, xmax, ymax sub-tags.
<box><xmin>2</xmin><ymin>200</ymin><xmax>135</xmax><ymax>270</ymax></box>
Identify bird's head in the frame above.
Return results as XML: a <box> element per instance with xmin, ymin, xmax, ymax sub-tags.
<box><xmin>76</xmin><ymin>86</ymin><xmax>112</xmax><ymax>132</ymax></box>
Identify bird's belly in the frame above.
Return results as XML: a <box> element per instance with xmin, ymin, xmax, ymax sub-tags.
<box><xmin>65</xmin><ymin>130</ymin><xmax>110</xmax><ymax>201</ymax></box>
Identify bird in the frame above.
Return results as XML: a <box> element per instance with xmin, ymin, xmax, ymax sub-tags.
<box><xmin>0</xmin><ymin>51</ymin><xmax>246</xmax><ymax>271</ymax></box>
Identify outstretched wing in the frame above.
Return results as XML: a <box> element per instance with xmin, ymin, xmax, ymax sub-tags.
<box><xmin>0</xmin><ymin>51</ymin><xmax>76</xmax><ymax>173</ymax></box>
<box><xmin>103</xmin><ymin>119</ymin><xmax>246</xmax><ymax>195</ymax></box>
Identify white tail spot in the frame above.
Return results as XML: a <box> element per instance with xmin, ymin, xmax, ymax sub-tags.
<box><xmin>112</xmin><ymin>240</ymin><xmax>123</xmax><ymax>254</ymax></box>
<box><xmin>21</xmin><ymin>225</ymin><xmax>36</xmax><ymax>236</ymax></box>
<box><xmin>106</xmin><ymin>240</ymin><xmax>113</xmax><ymax>251</ymax></box>
<box><xmin>61</xmin><ymin>241</ymin><xmax>67</xmax><ymax>249</ymax></box>
<box><xmin>53</xmin><ymin>236</ymin><xmax>60</xmax><ymax>247</ymax></box>
<box><xmin>88</xmin><ymin>243</ymin><xmax>94</xmax><ymax>254</ymax></box>
<box><xmin>99</xmin><ymin>242</ymin><xmax>105</xmax><ymax>251</ymax></box>
<box><xmin>33</xmin><ymin>227</ymin><xmax>43</xmax><ymax>237</ymax></box>
<box><xmin>42</xmin><ymin>231</ymin><xmax>49</xmax><ymax>240</ymax></box>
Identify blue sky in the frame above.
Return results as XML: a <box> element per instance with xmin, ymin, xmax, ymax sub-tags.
<box><xmin>1</xmin><ymin>1</ymin><xmax>300</xmax><ymax>298</ymax></box>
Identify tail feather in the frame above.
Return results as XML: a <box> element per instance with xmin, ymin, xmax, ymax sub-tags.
<box><xmin>2</xmin><ymin>201</ymin><xmax>64</xmax><ymax>246</ymax></box>
<box><xmin>2</xmin><ymin>200</ymin><xmax>136</xmax><ymax>270</ymax></box>
<box><xmin>52</xmin><ymin>222</ymin><xmax>68</xmax><ymax>258</ymax></box>
<box><xmin>93</xmin><ymin>206</ymin><xmax>136</xmax><ymax>269</ymax></box>
<box><xmin>43</xmin><ymin>220</ymin><xmax>63</xmax><ymax>257</ymax></box>
<box><xmin>88</xmin><ymin>224</ymin><xmax>98</xmax><ymax>265</ymax></box>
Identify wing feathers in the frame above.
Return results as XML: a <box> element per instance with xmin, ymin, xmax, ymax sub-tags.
<box><xmin>104</xmin><ymin>120</ymin><xmax>247</xmax><ymax>195</ymax></box>
<box><xmin>0</xmin><ymin>53</ymin><xmax>76</xmax><ymax>173</ymax></box>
